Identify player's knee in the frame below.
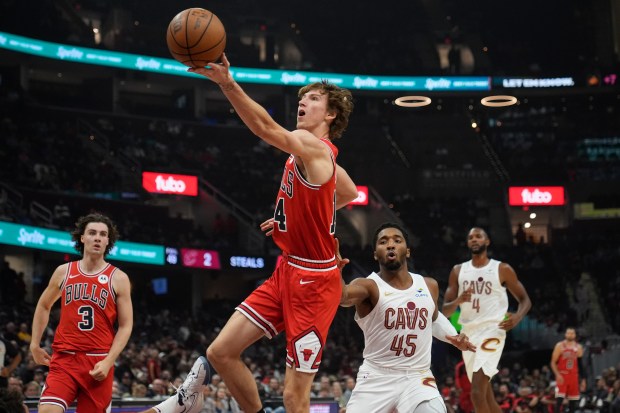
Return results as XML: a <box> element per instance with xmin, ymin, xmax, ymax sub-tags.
<box><xmin>206</xmin><ymin>342</ymin><xmax>227</xmax><ymax>367</ymax></box>
<box><xmin>282</xmin><ymin>388</ymin><xmax>305</xmax><ymax>413</ymax></box>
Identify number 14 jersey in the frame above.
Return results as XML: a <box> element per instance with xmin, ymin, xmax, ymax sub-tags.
<box><xmin>52</xmin><ymin>261</ymin><xmax>118</xmax><ymax>353</ymax></box>
<box><xmin>272</xmin><ymin>138</ymin><xmax>338</xmax><ymax>261</ymax></box>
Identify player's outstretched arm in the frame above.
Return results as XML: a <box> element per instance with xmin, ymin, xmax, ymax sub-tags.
<box><xmin>189</xmin><ymin>55</ymin><xmax>325</xmax><ymax>159</ymax></box>
<box><xmin>340</xmin><ymin>278</ymin><xmax>373</xmax><ymax>307</ymax></box>
<box><xmin>424</xmin><ymin>276</ymin><xmax>475</xmax><ymax>351</ymax></box>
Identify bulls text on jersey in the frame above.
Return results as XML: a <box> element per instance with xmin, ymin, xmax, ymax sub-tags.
<box><xmin>65</xmin><ymin>283</ymin><xmax>109</xmax><ymax>310</ymax></box>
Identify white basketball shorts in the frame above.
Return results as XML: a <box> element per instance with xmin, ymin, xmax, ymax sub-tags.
<box><xmin>346</xmin><ymin>361</ymin><xmax>446</xmax><ymax>413</ymax></box>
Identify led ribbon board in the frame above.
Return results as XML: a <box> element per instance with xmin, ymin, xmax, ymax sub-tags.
<box><xmin>0</xmin><ymin>31</ymin><xmax>490</xmax><ymax>91</ymax></box>
<box><xmin>0</xmin><ymin>221</ymin><xmax>164</xmax><ymax>265</ymax></box>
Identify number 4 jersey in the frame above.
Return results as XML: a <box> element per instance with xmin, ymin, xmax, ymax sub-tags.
<box><xmin>457</xmin><ymin>259</ymin><xmax>508</xmax><ymax>329</ymax></box>
<box><xmin>52</xmin><ymin>261</ymin><xmax>118</xmax><ymax>353</ymax></box>
<box><xmin>272</xmin><ymin>138</ymin><xmax>338</xmax><ymax>261</ymax></box>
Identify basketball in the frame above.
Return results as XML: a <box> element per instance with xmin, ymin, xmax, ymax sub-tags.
<box><xmin>166</xmin><ymin>8</ymin><xmax>226</xmax><ymax>67</ymax></box>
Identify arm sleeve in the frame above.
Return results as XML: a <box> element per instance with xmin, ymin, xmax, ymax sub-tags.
<box><xmin>433</xmin><ymin>311</ymin><xmax>458</xmax><ymax>342</ymax></box>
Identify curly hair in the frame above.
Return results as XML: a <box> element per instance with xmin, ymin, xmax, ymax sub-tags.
<box><xmin>71</xmin><ymin>213</ymin><xmax>119</xmax><ymax>256</ymax></box>
<box><xmin>298</xmin><ymin>80</ymin><xmax>354</xmax><ymax>139</ymax></box>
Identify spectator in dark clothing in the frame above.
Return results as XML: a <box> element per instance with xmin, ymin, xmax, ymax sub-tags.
<box><xmin>0</xmin><ymin>337</ymin><xmax>22</xmax><ymax>389</ymax></box>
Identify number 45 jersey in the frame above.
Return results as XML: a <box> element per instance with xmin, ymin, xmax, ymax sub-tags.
<box><xmin>272</xmin><ymin>138</ymin><xmax>338</xmax><ymax>262</ymax></box>
<box><xmin>457</xmin><ymin>259</ymin><xmax>508</xmax><ymax>329</ymax></box>
<box><xmin>355</xmin><ymin>272</ymin><xmax>435</xmax><ymax>371</ymax></box>
<box><xmin>53</xmin><ymin>261</ymin><xmax>118</xmax><ymax>353</ymax></box>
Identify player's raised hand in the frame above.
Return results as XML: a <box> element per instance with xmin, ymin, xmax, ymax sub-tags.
<box><xmin>188</xmin><ymin>53</ymin><xmax>233</xmax><ymax>86</ymax></box>
<box><xmin>260</xmin><ymin>218</ymin><xmax>275</xmax><ymax>237</ymax></box>
<box><xmin>446</xmin><ymin>333</ymin><xmax>476</xmax><ymax>352</ymax></box>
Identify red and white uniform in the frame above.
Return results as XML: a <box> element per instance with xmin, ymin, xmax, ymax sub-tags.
<box><xmin>555</xmin><ymin>342</ymin><xmax>580</xmax><ymax>400</ymax></box>
<box><xmin>237</xmin><ymin>139</ymin><xmax>341</xmax><ymax>373</ymax></box>
<box><xmin>271</xmin><ymin>138</ymin><xmax>338</xmax><ymax>260</ymax></box>
<box><xmin>40</xmin><ymin>261</ymin><xmax>118</xmax><ymax>412</ymax></box>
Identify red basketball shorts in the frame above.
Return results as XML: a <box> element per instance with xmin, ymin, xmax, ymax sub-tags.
<box><xmin>40</xmin><ymin>351</ymin><xmax>113</xmax><ymax>412</ymax></box>
<box><xmin>555</xmin><ymin>372</ymin><xmax>579</xmax><ymax>400</ymax></box>
<box><xmin>237</xmin><ymin>254</ymin><xmax>342</xmax><ymax>373</ymax></box>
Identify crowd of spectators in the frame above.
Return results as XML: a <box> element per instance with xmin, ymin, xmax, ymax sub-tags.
<box><xmin>2</xmin><ymin>292</ymin><xmax>620</xmax><ymax>413</ymax></box>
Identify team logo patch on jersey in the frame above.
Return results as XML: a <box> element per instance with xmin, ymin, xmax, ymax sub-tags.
<box><xmin>98</xmin><ymin>275</ymin><xmax>109</xmax><ymax>284</ymax></box>
<box><xmin>415</xmin><ymin>288</ymin><xmax>429</xmax><ymax>297</ymax></box>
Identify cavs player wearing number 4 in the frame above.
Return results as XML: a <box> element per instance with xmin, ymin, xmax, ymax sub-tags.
<box><xmin>442</xmin><ymin>227</ymin><xmax>531</xmax><ymax>385</ymax></box>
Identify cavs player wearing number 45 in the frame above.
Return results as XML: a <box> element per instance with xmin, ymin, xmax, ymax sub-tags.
<box><xmin>340</xmin><ymin>223</ymin><xmax>476</xmax><ymax>413</ymax></box>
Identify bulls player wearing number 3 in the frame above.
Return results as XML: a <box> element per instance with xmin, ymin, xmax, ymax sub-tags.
<box><xmin>442</xmin><ymin>227</ymin><xmax>531</xmax><ymax>413</ymax></box>
<box><xmin>339</xmin><ymin>223</ymin><xmax>476</xmax><ymax>413</ymax></box>
<box><xmin>30</xmin><ymin>213</ymin><xmax>133</xmax><ymax>413</ymax></box>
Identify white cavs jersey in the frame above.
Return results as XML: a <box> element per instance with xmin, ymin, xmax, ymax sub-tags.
<box><xmin>457</xmin><ymin>259</ymin><xmax>508</xmax><ymax>329</ymax></box>
<box><xmin>355</xmin><ymin>272</ymin><xmax>435</xmax><ymax>370</ymax></box>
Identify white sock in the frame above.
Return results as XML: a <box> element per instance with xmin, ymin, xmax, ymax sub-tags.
<box><xmin>152</xmin><ymin>394</ymin><xmax>180</xmax><ymax>413</ymax></box>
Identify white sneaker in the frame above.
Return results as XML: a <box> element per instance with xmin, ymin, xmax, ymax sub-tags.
<box><xmin>154</xmin><ymin>356</ymin><xmax>210</xmax><ymax>413</ymax></box>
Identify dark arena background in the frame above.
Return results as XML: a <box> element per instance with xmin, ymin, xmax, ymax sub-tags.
<box><xmin>1</xmin><ymin>0</ymin><xmax>619</xmax><ymax>412</ymax></box>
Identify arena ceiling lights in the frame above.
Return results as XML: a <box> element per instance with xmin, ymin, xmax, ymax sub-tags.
<box><xmin>480</xmin><ymin>95</ymin><xmax>518</xmax><ymax>107</ymax></box>
<box><xmin>394</xmin><ymin>96</ymin><xmax>432</xmax><ymax>107</ymax></box>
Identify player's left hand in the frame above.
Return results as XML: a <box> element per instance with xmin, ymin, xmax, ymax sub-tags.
<box><xmin>498</xmin><ymin>312</ymin><xmax>520</xmax><ymax>331</ymax></box>
<box><xmin>260</xmin><ymin>218</ymin><xmax>275</xmax><ymax>236</ymax></box>
<box><xmin>446</xmin><ymin>333</ymin><xmax>476</xmax><ymax>352</ymax></box>
<box><xmin>89</xmin><ymin>360</ymin><xmax>112</xmax><ymax>382</ymax></box>
<box><xmin>335</xmin><ymin>238</ymin><xmax>349</xmax><ymax>271</ymax></box>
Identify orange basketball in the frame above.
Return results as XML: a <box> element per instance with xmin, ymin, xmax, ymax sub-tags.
<box><xmin>166</xmin><ymin>8</ymin><xmax>226</xmax><ymax>67</ymax></box>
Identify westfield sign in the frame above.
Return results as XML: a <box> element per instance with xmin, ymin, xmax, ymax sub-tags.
<box><xmin>142</xmin><ymin>172</ymin><xmax>198</xmax><ymax>196</ymax></box>
<box><xmin>508</xmin><ymin>186</ymin><xmax>565</xmax><ymax>206</ymax></box>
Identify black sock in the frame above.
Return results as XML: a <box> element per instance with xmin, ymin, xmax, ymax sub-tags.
<box><xmin>256</xmin><ymin>409</ymin><xmax>266</xmax><ymax>413</ymax></box>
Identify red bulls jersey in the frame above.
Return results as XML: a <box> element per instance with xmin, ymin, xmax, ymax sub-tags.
<box><xmin>52</xmin><ymin>261</ymin><xmax>118</xmax><ymax>353</ymax></box>
<box><xmin>272</xmin><ymin>138</ymin><xmax>338</xmax><ymax>260</ymax></box>
<box><xmin>557</xmin><ymin>342</ymin><xmax>579</xmax><ymax>374</ymax></box>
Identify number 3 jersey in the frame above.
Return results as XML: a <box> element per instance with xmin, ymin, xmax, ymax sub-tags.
<box><xmin>272</xmin><ymin>138</ymin><xmax>338</xmax><ymax>261</ymax></box>
<box><xmin>52</xmin><ymin>261</ymin><xmax>118</xmax><ymax>353</ymax></box>
<box><xmin>355</xmin><ymin>272</ymin><xmax>434</xmax><ymax>371</ymax></box>
<box><xmin>457</xmin><ymin>259</ymin><xmax>508</xmax><ymax>329</ymax></box>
